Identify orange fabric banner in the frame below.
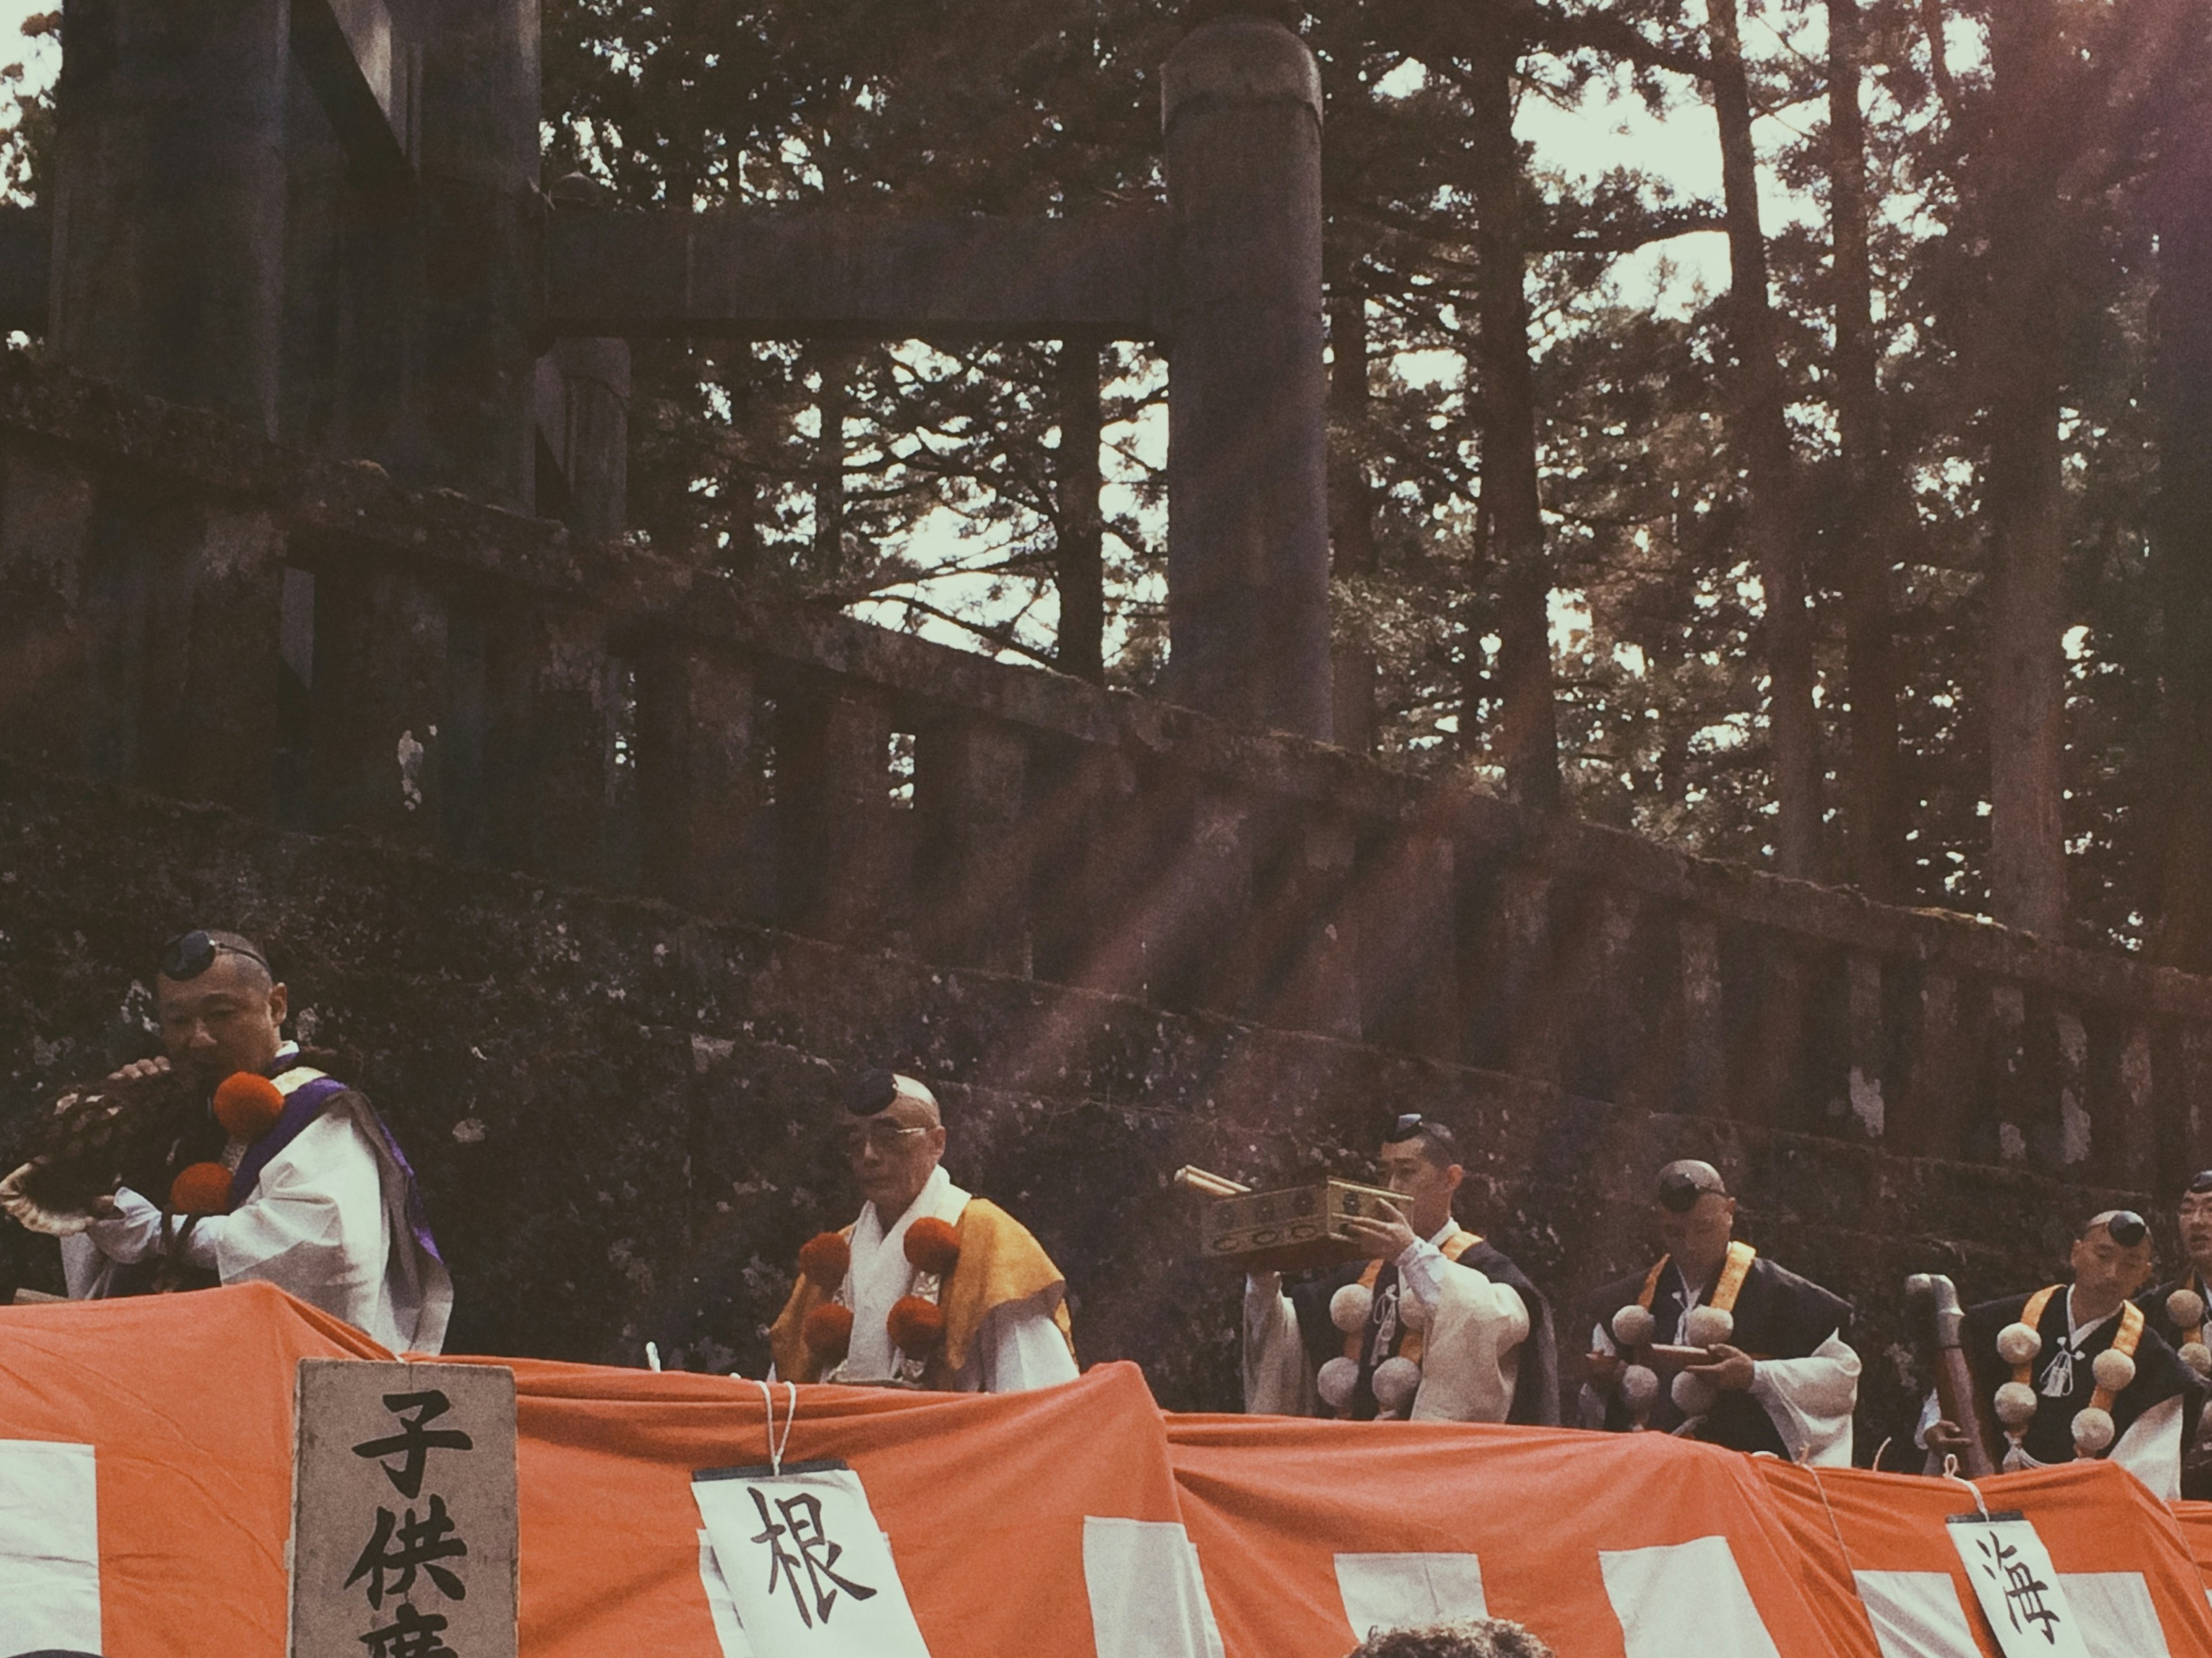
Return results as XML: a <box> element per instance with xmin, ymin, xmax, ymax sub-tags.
<box><xmin>0</xmin><ymin>1284</ymin><xmax>1189</xmax><ymax>1658</ymax></box>
<box><xmin>1758</xmin><ymin>1458</ymin><xmax>2212</xmax><ymax>1657</ymax></box>
<box><xmin>2174</xmin><ymin>1499</ymin><xmax>2212</xmax><ymax>1593</ymax></box>
<box><xmin>1164</xmin><ymin>1412</ymin><xmax>1879</xmax><ymax>1658</ymax></box>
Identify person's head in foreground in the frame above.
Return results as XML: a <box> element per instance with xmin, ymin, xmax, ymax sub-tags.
<box><xmin>1346</xmin><ymin>1619</ymin><xmax>1555</xmax><ymax>1658</ymax></box>
<box><xmin>2070</xmin><ymin>1207</ymin><xmax>2155</xmax><ymax>1318</ymax></box>
<box><xmin>155</xmin><ymin>928</ymin><xmax>287</xmax><ymax>1081</ymax></box>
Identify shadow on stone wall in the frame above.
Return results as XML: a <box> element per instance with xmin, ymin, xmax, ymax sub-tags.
<box><xmin>0</xmin><ymin>758</ymin><xmax>2147</xmax><ymax>1452</ymax></box>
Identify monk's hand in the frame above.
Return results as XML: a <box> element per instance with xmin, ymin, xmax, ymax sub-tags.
<box><xmin>1922</xmin><ymin>1418</ymin><xmax>1975</xmax><ymax>1458</ymax></box>
<box><xmin>1686</xmin><ymin>1343</ymin><xmax>1758</xmax><ymax>1392</ymax></box>
<box><xmin>1340</xmin><ymin>1199</ymin><xmax>1419</xmax><ymax>1262</ymax></box>
<box><xmin>106</xmin><ymin>1057</ymin><xmax>170</xmax><ymax>1082</ymax></box>
<box><xmin>1586</xmin><ymin>1351</ymin><xmax>1626</xmax><ymax>1390</ymax></box>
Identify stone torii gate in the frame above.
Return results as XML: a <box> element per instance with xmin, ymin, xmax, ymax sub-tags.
<box><xmin>27</xmin><ymin>0</ymin><xmax>1337</xmax><ymax>740</ymax></box>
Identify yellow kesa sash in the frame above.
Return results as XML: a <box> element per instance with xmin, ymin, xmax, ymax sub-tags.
<box><xmin>1343</xmin><ymin>1228</ymin><xmax>1482</xmax><ymax>1368</ymax></box>
<box><xmin>2013</xmin><ymin>1284</ymin><xmax>2143</xmax><ymax>1421</ymax></box>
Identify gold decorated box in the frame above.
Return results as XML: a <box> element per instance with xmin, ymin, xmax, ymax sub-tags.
<box><xmin>1199</xmin><ymin>1179</ymin><xmax>1403</xmax><ymax>1273</ymax></box>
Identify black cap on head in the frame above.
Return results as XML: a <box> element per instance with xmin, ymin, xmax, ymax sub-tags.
<box><xmin>2188</xmin><ymin>1171</ymin><xmax>2212</xmax><ymax>1197</ymax></box>
<box><xmin>1382</xmin><ymin>1112</ymin><xmax>1460</xmax><ymax>1167</ymax></box>
<box><xmin>844</xmin><ymin>1069</ymin><xmax>902</xmax><ymax>1117</ymax></box>
<box><xmin>2088</xmin><ymin>1208</ymin><xmax>2149</xmax><ymax>1248</ymax></box>
<box><xmin>1657</xmin><ymin>1159</ymin><xmax>1728</xmax><ymax>1213</ymax></box>
<box><xmin>160</xmin><ymin>929</ymin><xmax>270</xmax><ymax>982</ymax></box>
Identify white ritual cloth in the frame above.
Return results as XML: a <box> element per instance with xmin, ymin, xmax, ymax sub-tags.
<box><xmin>1244</xmin><ymin>1221</ymin><xmax>1530</xmax><ymax>1424</ymax></box>
<box><xmin>65</xmin><ymin>1053</ymin><xmax>450</xmax><ymax>1354</ymax></box>
<box><xmin>835</xmin><ymin>1163</ymin><xmax>1076</xmax><ymax>1394</ymax></box>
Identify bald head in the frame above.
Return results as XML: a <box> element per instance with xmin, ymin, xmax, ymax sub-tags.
<box><xmin>156</xmin><ymin>929</ymin><xmax>286</xmax><ymax>1081</ymax></box>
<box><xmin>842</xmin><ymin>1069</ymin><xmax>947</xmax><ymax>1222</ymax></box>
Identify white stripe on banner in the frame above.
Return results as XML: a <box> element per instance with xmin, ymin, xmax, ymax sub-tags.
<box><xmin>1852</xmin><ymin>1570</ymin><xmax>1982</xmax><ymax>1658</ymax></box>
<box><xmin>1083</xmin><ymin>1517</ymin><xmax>1225</xmax><ymax>1658</ymax></box>
<box><xmin>1335</xmin><ymin>1553</ymin><xmax>1489</xmax><ymax>1640</ymax></box>
<box><xmin>0</xmin><ymin>1439</ymin><xmax>99</xmax><ymax>1658</ymax></box>
<box><xmin>2058</xmin><ymin>1572</ymin><xmax>2171</xmax><ymax>1658</ymax></box>
<box><xmin>1599</xmin><ymin>1535</ymin><xmax>1783</xmax><ymax>1658</ymax></box>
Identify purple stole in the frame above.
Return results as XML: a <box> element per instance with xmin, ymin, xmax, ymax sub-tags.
<box><xmin>227</xmin><ymin>1071</ymin><xmax>444</xmax><ymax>1266</ymax></box>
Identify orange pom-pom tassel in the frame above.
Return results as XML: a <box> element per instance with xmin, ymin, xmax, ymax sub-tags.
<box><xmin>213</xmin><ymin>1072</ymin><xmax>286</xmax><ymax>1140</ymax></box>
<box><xmin>798</xmin><ymin>1231</ymin><xmax>851</xmax><ymax>1287</ymax></box>
<box><xmin>903</xmin><ymin>1216</ymin><xmax>961</xmax><ymax>1278</ymax></box>
<box><xmin>887</xmin><ymin>1294</ymin><xmax>946</xmax><ymax>1356</ymax></box>
<box><xmin>169</xmin><ymin>1162</ymin><xmax>234</xmax><ymax>1216</ymax></box>
<box><xmin>803</xmin><ymin>1303</ymin><xmax>854</xmax><ymax>1362</ymax></box>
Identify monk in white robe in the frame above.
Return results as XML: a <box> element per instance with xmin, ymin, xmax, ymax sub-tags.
<box><xmin>1243</xmin><ymin>1115</ymin><xmax>1558</xmax><ymax>1425</ymax></box>
<box><xmin>770</xmin><ymin>1070</ymin><xmax>1076</xmax><ymax>1392</ymax></box>
<box><xmin>4</xmin><ymin>929</ymin><xmax>450</xmax><ymax>1354</ymax></box>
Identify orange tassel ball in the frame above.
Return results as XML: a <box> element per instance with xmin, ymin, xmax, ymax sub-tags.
<box><xmin>798</xmin><ymin>1231</ymin><xmax>851</xmax><ymax>1286</ymax></box>
<box><xmin>169</xmin><ymin>1162</ymin><xmax>234</xmax><ymax>1216</ymax></box>
<box><xmin>887</xmin><ymin>1294</ymin><xmax>946</xmax><ymax>1356</ymax></box>
<box><xmin>213</xmin><ymin>1072</ymin><xmax>286</xmax><ymax>1140</ymax></box>
<box><xmin>903</xmin><ymin>1216</ymin><xmax>961</xmax><ymax>1278</ymax></box>
<box><xmin>802</xmin><ymin>1303</ymin><xmax>854</xmax><ymax>1362</ymax></box>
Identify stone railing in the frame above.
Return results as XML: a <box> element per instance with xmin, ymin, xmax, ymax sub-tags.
<box><xmin>3</xmin><ymin>350</ymin><xmax>2209</xmax><ymax>1191</ymax></box>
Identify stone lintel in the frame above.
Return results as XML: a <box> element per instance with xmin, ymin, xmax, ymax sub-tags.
<box><xmin>0</xmin><ymin>206</ymin><xmax>48</xmax><ymax>335</ymax></box>
<box><xmin>543</xmin><ymin>208</ymin><xmax>1169</xmax><ymax>342</ymax></box>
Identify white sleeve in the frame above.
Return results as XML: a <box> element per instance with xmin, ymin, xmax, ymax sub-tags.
<box><xmin>172</xmin><ymin>1115</ymin><xmax>388</xmax><ymax>1312</ymax></box>
<box><xmin>1408</xmin><ymin>1258</ymin><xmax>1532</xmax><ymax>1425</ymax></box>
<box><xmin>1748</xmin><ymin>1330</ymin><xmax>1861</xmax><ymax>1466</ymax></box>
<box><xmin>2108</xmin><ymin>1393</ymin><xmax>2184</xmax><ymax>1501</ymax></box>
<box><xmin>974</xmin><ymin>1289</ymin><xmax>1078</xmax><ymax>1394</ymax></box>
<box><xmin>1243</xmin><ymin>1271</ymin><xmax>1316</xmax><ymax>1417</ymax></box>
<box><xmin>82</xmin><ymin>1186</ymin><xmax>162</xmax><ymax>1266</ymax></box>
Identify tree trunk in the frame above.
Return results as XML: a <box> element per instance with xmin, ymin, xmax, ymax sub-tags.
<box><xmin>1328</xmin><ymin>283</ymin><xmax>1378</xmax><ymax>577</ymax></box>
<box><xmin>813</xmin><ymin>347</ymin><xmax>852</xmax><ymax>581</ymax></box>
<box><xmin>1056</xmin><ymin>338</ymin><xmax>1107</xmax><ymax>683</ymax></box>
<box><xmin>1828</xmin><ymin>0</ymin><xmax>1906</xmax><ymax>900</ymax></box>
<box><xmin>1709</xmin><ymin>0</ymin><xmax>1819</xmax><ymax>877</ymax></box>
<box><xmin>2150</xmin><ymin>27</ymin><xmax>2212</xmax><ymax>968</ymax></box>
<box><xmin>1981</xmin><ymin>0</ymin><xmax>2070</xmax><ymax>937</ymax></box>
<box><xmin>1465</xmin><ymin>10</ymin><xmax>1559</xmax><ymax>814</ymax></box>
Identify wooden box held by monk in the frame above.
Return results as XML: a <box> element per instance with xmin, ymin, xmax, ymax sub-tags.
<box><xmin>1194</xmin><ymin>1175</ymin><xmax>1405</xmax><ymax>1273</ymax></box>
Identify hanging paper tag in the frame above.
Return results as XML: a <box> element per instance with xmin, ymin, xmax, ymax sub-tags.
<box><xmin>695</xmin><ymin>1459</ymin><xmax>933</xmax><ymax>1658</ymax></box>
<box><xmin>1945</xmin><ymin>1515</ymin><xmax>2092</xmax><ymax>1658</ymax></box>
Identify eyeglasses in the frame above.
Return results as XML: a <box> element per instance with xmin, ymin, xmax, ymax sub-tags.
<box><xmin>160</xmin><ymin>930</ymin><xmax>270</xmax><ymax>982</ymax></box>
<box><xmin>839</xmin><ymin>1123</ymin><xmax>931</xmax><ymax>1159</ymax></box>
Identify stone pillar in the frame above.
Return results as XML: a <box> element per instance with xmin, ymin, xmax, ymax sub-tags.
<box><xmin>392</xmin><ymin>0</ymin><xmax>540</xmax><ymax>507</ymax></box>
<box><xmin>1262</xmin><ymin>812</ymin><xmax>1362</xmax><ymax>1040</ymax></box>
<box><xmin>0</xmin><ymin>450</ymin><xmax>97</xmax><ymax>774</ymax></box>
<box><xmin>308</xmin><ymin>559</ymin><xmax>448</xmax><ymax>845</ymax></box>
<box><xmin>1161</xmin><ymin>14</ymin><xmax>1331</xmax><ymax>739</ymax></box>
<box><xmin>915</xmin><ymin>715</ymin><xmax>1033</xmax><ymax>974</ymax></box>
<box><xmin>783</xmin><ymin>679</ymin><xmax>895</xmax><ymax>942</ymax></box>
<box><xmin>538</xmin><ymin>337</ymin><xmax>631</xmax><ymax>539</ymax></box>
<box><xmin>51</xmin><ymin>0</ymin><xmax>290</xmax><ymax>433</ymax></box>
<box><xmin>634</xmin><ymin>643</ymin><xmax>763</xmax><ymax>916</ymax></box>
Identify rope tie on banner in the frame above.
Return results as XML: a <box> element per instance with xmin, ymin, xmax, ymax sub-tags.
<box><xmin>1942</xmin><ymin>1452</ymin><xmax>1993</xmax><ymax>1520</ymax></box>
<box><xmin>755</xmin><ymin>1377</ymin><xmax>799</xmax><ymax>1474</ymax></box>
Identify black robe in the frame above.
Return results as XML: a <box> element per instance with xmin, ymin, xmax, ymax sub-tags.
<box><xmin>2138</xmin><ymin>1275</ymin><xmax>2212</xmax><ymax>1499</ymax></box>
<box><xmin>1588</xmin><ymin>1254</ymin><xmax>1851</xmax><ymax>1455</ymax></box>
<box><xmin>1286</xmin><ymin>1236</ymin><xmax>1559</xmax><ymax>1426</ymax></box>
<box><xmin>1963</xmin><ymin>1287</ymin><xmax>2192</xmax><ymax>1470</ymax></box>
<box><xmin>2137</xmin><ymin>1273</ymin><xmax>2212</xmax><ymax>1358</ymax></box>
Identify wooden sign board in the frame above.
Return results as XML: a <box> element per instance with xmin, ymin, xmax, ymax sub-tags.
<box><xmin>1199</xmin><ymin>1179</ymin><xmax>1403</xmax><ymax>1273</ymax></box>
<box><xmin>290</xmin><ymin>1359</ymin><xmax>518</xmax><ymax>1658</ymax></box>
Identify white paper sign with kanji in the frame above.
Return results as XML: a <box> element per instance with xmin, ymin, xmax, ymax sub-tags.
<box><xmin>1946</xmin><ymin>1516</ymin><xmax>2093</xmax><ymax>1658</ymax></box>
<box><xmin>290</xmin><ymin>1360</ymin><xmax>519</xmax><ymax>1658</ymax></box>
<box><xmin>694</xmin><ymin>1459</ymin><xmax>932</xmax><ymax>1658</ymax></box>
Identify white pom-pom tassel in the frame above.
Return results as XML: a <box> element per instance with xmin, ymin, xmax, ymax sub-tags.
<box><xmin>1995</xmin><ymin>1322</ymin><xmax>2043</xmax><ymax>1366</ymax></box>
<box><xmin>1682</xmin><ymin>1305</ymin><xmax>1734</xmax><ymax>1349</ymax></box>
<box><xmin>2002</xmin><ymin>1441</ymin><xmax>2035</xmax><ymax>1473</ymax></box>
<box><xmin>2182</xmin><ymin>1342</ymin><xmax>2211</xmax><ymax>1379</ymax></box>
<box><xmin>1993</xmin><ymin>1381</ymin><xmax>2040</xmax><ymax>1428</ymax></box>
<box><xmin>1612</xmin><ymin>1304</ymin><xmax>1658</xmax><ymax>1349</ymax></box>
<box><xmin>1398</xmin><ymin>1289</ymin><xmax>1431</xmax><ymax>1332</ymax></box>
<box><xmin>1330</xmin><ymin>1283</ymin><xmax>1374</xmax><ymax>1335</ymax></box>
<box><xmin>1317</xmin><ymin>1357</ymin><xmax>1360</xmax><ymax>1410</ymax></box>
<box><xmin>1372</xmin><ymin>1356</ymin><xmax>1422</xmax><ymax>1415</ymax></box>
<box><xmin>1619</xmin><ymin>1364</ymin><xmax>1661</xmax><ymax>1413</ymax></box>
<box><xmin>2071</xmin><ymin>1406</ymin><xmax>2116</xmax><ymax>1456</ymax></box>
<box><xmin>2091</xmin><ymin>1347</ymin><xmax>2137</xmax><ymax>1394</ymax></box>
<box><xmin>1672</xmin><ymin>1368</ymin><xmax>1720</xmax><ymax>1417</ymax></box>
<box><xmin>2171</xmin><ymin>1288</ymin><xmax>2207</xmax><ymax>1330</ymax></box>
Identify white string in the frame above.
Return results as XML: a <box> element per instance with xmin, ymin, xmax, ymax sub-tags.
<box><xmin>755</xmin><ymin>1377</ymin><xmax>799</xmax><ymax>1474</ymax></box>
<box><xmin>1941</xmin><ymin>1453</ymin><xmax>1992</xmax><ymax>1519</ymax></box>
